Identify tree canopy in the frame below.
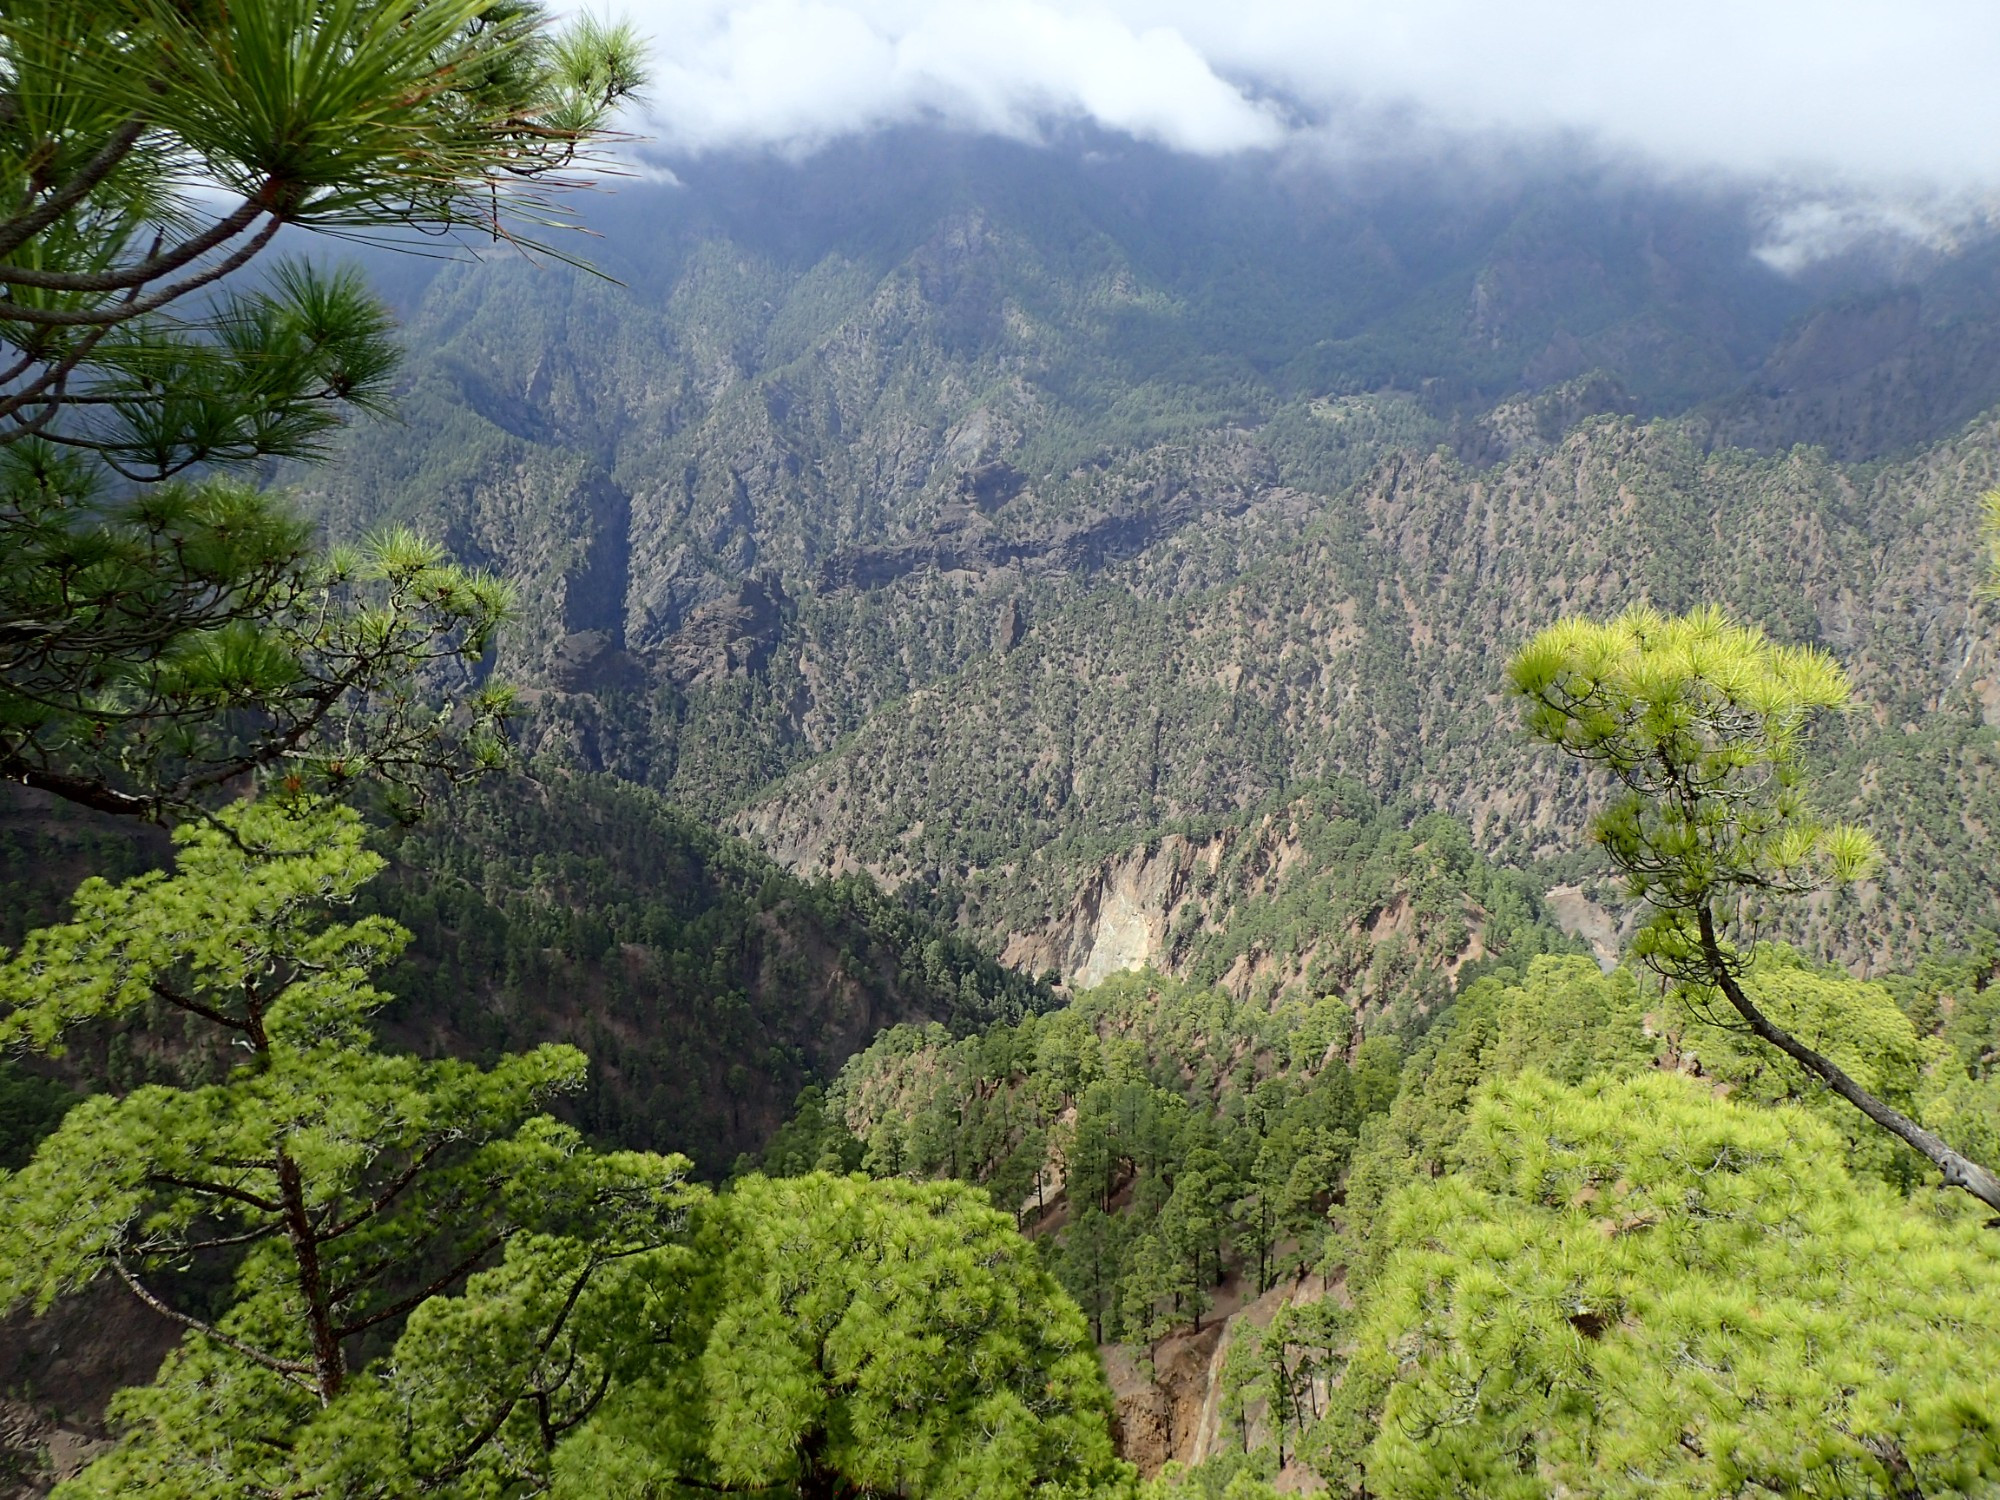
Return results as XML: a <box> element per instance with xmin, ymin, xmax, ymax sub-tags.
<box><xmin>0</xmin><ymin>799</ymin><xmax>1131</xmax><ymax>1497</ymax></box>
<box><xmin>1321</xmin><ymin>1070</ymin><xmax>2000</xmax><ymax>1498</ymax></box>
<box><xmin>1507</xmin><ymin>605</ymin><xmax>2000</xmax><ymax>1211</ymax></box>
<box><xmin>560</xmin><ymin>1171</ymin><xmax>1130</xmax><ymax>1499</ymax></box>
<box><xmin>0</xmin><ymin>798</ymin><xmax>698</xmax><ymax>1494</ymax></box>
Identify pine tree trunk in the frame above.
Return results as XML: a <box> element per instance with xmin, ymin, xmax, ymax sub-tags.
<box><xmin>276</xmin><ymin>1152</ymin><xmax>344</xmax><ymax>1403</ymax></box>
<box><xmin>1698</xmin><ymin>907</ymin><xmax>2000</xmax><ymax>1214</ymax></box>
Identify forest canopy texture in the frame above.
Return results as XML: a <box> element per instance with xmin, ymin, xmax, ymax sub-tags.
<box><xmin>5</xmin><ymin>0</ymin><xmax>2000</xmax><ymax>1497</ymax></box>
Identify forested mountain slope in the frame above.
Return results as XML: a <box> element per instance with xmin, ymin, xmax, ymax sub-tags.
<box><xmin>363</xmin><ymin>772</ymin><xmax>1053</xmax><ymax>1169</ymax></box>
<box><xmin>735</xmin><ymin>413</ymin><xmax>2000</xmax><ymax>972</ymax></box>
<box><xmin>15</xmin><ymin>1</ymin><xmax>2000</xmax><ymax>1490</ymax></box>
<box><xmin>0</xmin><ymin>775</ymin><xmax>1048</xmax><ymax>1175</ymax></box>
<box><xmin>760</xmin><ymin>942</ymin><xmax>2000</xmax><ymax>1485</ymax></box>
<box><xmin>290</xmin><ymin>136</ymin><xmax>2000</xmax><ymax>976</ymax></box>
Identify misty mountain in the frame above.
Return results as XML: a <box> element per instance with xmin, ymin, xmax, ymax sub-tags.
<box><xmin>284</xmin><ymin>134</ymin><xmax>2000</xmax><ymax>984</ymax></box>
<box><xmin>17</xmin><ymin>6</ymin><xmax>2000</xmax><ymax>1495</ymax></box>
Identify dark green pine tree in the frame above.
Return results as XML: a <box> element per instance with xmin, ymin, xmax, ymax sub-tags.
<box><xmin>0</xmin><ymin>0</ymin><xmax>643</xmax><ymax>820</ymax></box>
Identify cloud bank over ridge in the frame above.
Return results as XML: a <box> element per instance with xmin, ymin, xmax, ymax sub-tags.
<box><xmin>627</xmin><ymin>1</ymin><xmax>1283</xmax><ymax>156</ymax></box>
<box><xmin>615</xmin><ymin>0</ymin><xmax>2000</xmax><ymax>198</ymax></box>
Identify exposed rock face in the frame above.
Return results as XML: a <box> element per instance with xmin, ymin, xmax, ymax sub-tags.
<box><xmin>549</xmin><ymin>628</ymin><xmax>649</xmax><ymax>693</ymax></box>
<box><xmin>1544</xmin><ymin>883</ymin><xmax>1632</xmax><ymax>971</ymax></box>
<box><xmin>731</xmin><ymin>413</ymin><xmax>2000</xmax><ymax>972</ymax></box>
<box><xmin>1105</xmin><ymin>1352</ymin><xmax>1174</xmax><ymax>1474</ymax></box>
<box><xmin>981</xmin><ymin>797</ymin><xmax>1493</xmax><ymax>1024</ymax></box>
<box><xmin>1100</xmin><ymin>1270</ymin><xmax>1339</xmax><ymax>1484</ymax></box>
<box><xmin>1105</xmin><ymin>1324</ymin><xmax>1225</xmax><ymax>1476</ymax></box>
<box><xmin>816</xmin><ymin>475</ymin><xmax>1273</xmax><ymax>593</ymax></box>
<box><xmin>0</xmin><ymin>1403</ymin><xmax>105</xmax><ymax>1500</ymax></box>
<box><xmin>1070</xmin><ymin>858</ymin><xmax>1180</xmax><ymax>990</ymax></box>
<box><xmin>955</xmin><ymin>459</ymin><xmax>1026</xmax><ymax>513</ymax></box>
<box><xmin>1001</xmin><ymin>835</ymin><xmax>1218</xmax><ymax>988</ymax></box>
<box><xmin>661</xmin><ymin>574</ymin><xmax>793</xmax><ymax>686</ymax></box>
<box><xmin>0</xmin><ymin>1284</ymin><xmax>174</xmax><ymax>1499</ymax></box>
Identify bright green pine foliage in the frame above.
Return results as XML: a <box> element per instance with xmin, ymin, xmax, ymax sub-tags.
<box><xmin>1320</xmin><ymin>1070</ymin><xmax>2000</xmax><ymax>1498</ymax></box>
<box><xmin>1984</xmin><ymin>488</ymin><xmax>2000</xmax><ymax>593</ymax></box>
<box><xmin>0</xmin><ymin>799</ymin><xmax>1128</xmax><ymax>1494</ymax></box>
<box><xmin>0</xmin><ymin>767</ymin><xmax>1058</xmax><ymax>1174</ymax></box>
<box><xmin>1506</xmin><ymin>605</ymin><xmax>2000</xmax><ymax>1212</ymax></box>
<box><xmin>0</xmin><ymin>799</ymin><xmax>699</xmax><ymax>1496</ymax></box>
<box><xmin>1913</xmin><ymin>958</ymin><xmax>2000</xmax><ymax>1186</ymax></box>
<box><xmin>1506</xmin><ymin>604</ymin><xmax>1881</xmax><ymax>977</ymax></box>
<box><xmin>61</xmin><ymin>1226</ymin><xmax>699</xmax><ymax>1499</ymax></box>
<box><xmin>788</xmin><ymin>970</ymin><xmax>1399</xmax><ymax>1345</ymax></box>
<box><xmin>1142</xmin><ymin>1452</ymin><xmax>1282</xmax><ymax>1500</ymax></box>
<box><xmin>553</xmin><ymin>1171</ymin><xmax>1130</xmax><ymax>1499</ymax></box>
<box><xmin>1339</xmin><ymin>949</ymin><xmax>1994</xmax><ymax>1263</ymax></box>
<box><xmin>1340</xmin><ymin>955</ymin><xmax>1659</xmax><ymax>1273</ymax></box>
<box><xmin>1676</xmin><ymin>948</ymin><xmax>1947</xmax><ymax>1191</ymax></box>
<box><xmin>1872</xmin><ymin>938</ymin><xmax>2000</xmax><ymax>1210</ymax></box>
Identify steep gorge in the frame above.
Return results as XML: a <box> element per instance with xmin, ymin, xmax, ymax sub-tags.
<box><xmin>291</xmin><ymin>139</ymin><xmax>2000</xmax><ymax>983</ymax></box>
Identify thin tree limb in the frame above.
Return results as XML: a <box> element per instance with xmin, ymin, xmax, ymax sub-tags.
<box><xmin>422</xmin><ymin>1258</ymin><xmax>602</xmax><ymax>1487</ymax></box>
<box><xmin>0</xmin><ymin>119</ymin><xmax>147</xmax><ymax>257</ymax></box>
<box><xmin>0</xmin><ymin>196</ymin><xmax>266</xmax><ymax>293</ymax></box>
<box><xmin>147</xmin><ymin>1172</ymin><xmax>283</xmax><ymax>1215</ymax></box>
<box><xmin>320</xmin><ymin>1137</ymin><xmax>456</xmax><ymax>1243</ymax></box>
<box><xmin>112</xmin><ymin>1255</ymin><xmax>318</xmax><ymax>1392</ymax></box>
<box><xmin>0</xmin><ymin>213</ymin><xmax>282</xmax><ymax>328</ymax></box>
<box><xmin>149</xmin><ymin>979</ymin><xmax>253</xmax><ymax>1034</ymax></box>
<box><xmin>1696</xmin><ymin>906</ymin><xmax>2000</xmax><ymax>1214</ymax></box>
<box><xmin>332</xmin><ymin>1235</ymin><xmax>503</xmax><ymax>1340</ymax></box>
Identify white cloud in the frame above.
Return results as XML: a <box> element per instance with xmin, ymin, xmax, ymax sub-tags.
<box><xmin>628</xmin><ymin>1</ymin><xmax>1283</xmax><ymax>155</ymax></box>
<box><xmin>607</xmin><ymin>0</ymin><xmax>2000</xmax><ymax>197</ymax></box>
<box><xmin>1750</xmin><ymin>194</ymin><xmax>1998</xmax><ymax>273</ymax></box>
<box><xmin>1156</xmin><ymin>0</ymin><xmax>2000</xmax><ymax>192</ymax></box>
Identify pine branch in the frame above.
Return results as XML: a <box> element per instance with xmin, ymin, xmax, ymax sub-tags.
<box><xmin>149</xmin><ymin>979</ymin><xmax>254</xmax><ymax>1035</ymax></box>
<box><xmin>0</xmin><ymin>195</ymin><xmax>266</xmax><ymax>293</ymax></box>
<box><xmin>332</xmin><ymin>1235</ymin><xmax>503</xmax><ymax>1340</ymax></box>
<box><xmin>0</xmin><ymin>213</ymin><xmax>283</xmax><ymax>328</ymax></box>
<box><xmin>146</xmin><ymin>1172</ymin><xmax>284</xmax><ymax>1215</ymax></box>
<box><xmin>112</xmin><ymin>1255</ymin><xmax>318</xmax><ymax>1393</ymax></box>
<box><xmin>1696</xmin><ymin>906</ymin><xmax>2000</xmax><ymax>1215</ymax></box>
<box><xmin>0</xmin><ymin>119</ymin><xmax>147</xmax><ymax>257</ymax></box>
<box><xmin>319</xmin><ymin>1137</ymin><xmax>457</xmax><ymax>1243</ymax></box>
<box><xmin>423</xmin><ymin>1257</ymin><xmax>602</xmax><ymax>1485</ymax></box>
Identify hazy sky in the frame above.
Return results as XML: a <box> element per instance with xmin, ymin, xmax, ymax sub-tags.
<box><xmin>613</xmin><ymin>0</ymin><xmax>2000</xmax><ymax>198</ymax></box>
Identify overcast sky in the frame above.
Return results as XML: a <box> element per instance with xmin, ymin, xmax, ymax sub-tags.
<box><xmin>611</xmin><ymin>0</ymin><xmax>2000</xmax><ymax>200</ymax></box>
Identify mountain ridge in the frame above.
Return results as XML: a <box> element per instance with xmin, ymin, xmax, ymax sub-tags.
<box><xmin>282</xmin><ymin>132</ymin><xmax>2000</xmax><ymax>993</ymax></box>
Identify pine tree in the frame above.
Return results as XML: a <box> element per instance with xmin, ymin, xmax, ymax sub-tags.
<box><xmin>1508</xmin><ymin>605</ymin><xmax>2000</xmax><ymax>1210</ymax></box>
<box><xmin>1319</xmin><ymin>1070</ymin><xmax>2000</xmax><ymax>1496</ymax></box>
<box><xmin>0</xmin><ymin>798</ymin><xmax>695</xmax><ymax>1495</ymax></box>
<box><xmin>0</xmin><ymin>0</ymin><xmax>644</xmax><ymax>818</ymax></box>
<box><xmin>558</xmin><ymin>1171</ymin><xmax>1131</xmax><ymax>1499</ymax></box>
